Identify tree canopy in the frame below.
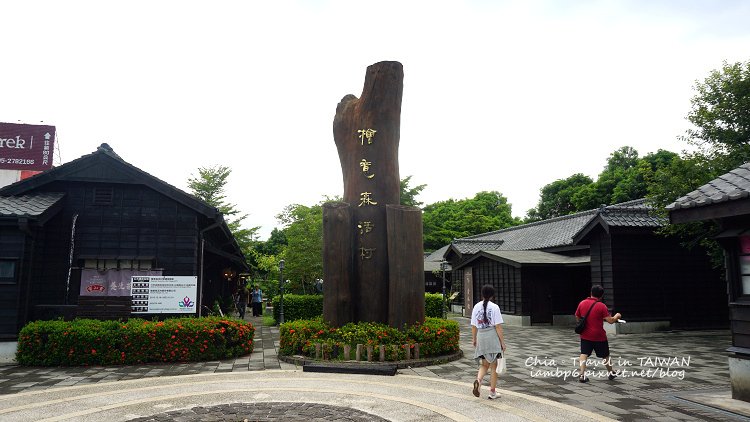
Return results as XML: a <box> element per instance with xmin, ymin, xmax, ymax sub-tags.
<box><xmin>275</xmin><ymin>202</ymin><xmax>324</xmax><ymax>294</ymax></box>
<box><xmin>525</xmin><ymin>147</ymin><xmax>680</xmax><ymax>222</ymax></box>
<box><xmin>422</xmin><ymin>191</ymin><xmax>520</xmax><ymax>251</ymax></box>
<box><xmin>647</xmin><ymin>60</ymin><xmax>750</xmax><ymax>266</ymax></box>
<box><xmin>400</xmin><ymin>175</ymin><xmax>427</xmax><ymax>207</ymax></box>
<box><xmin>187</xmin><ymin>165</ymin><xmax>259</xmax><ymax>258</ymax></box>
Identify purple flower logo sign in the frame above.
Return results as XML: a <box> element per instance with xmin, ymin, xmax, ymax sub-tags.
<box><xmin>178</xmin><ymin>296</ymin><xmax>195</xmax><ymax>308</ymax></box>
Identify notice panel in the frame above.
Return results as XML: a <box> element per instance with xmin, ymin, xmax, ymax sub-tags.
<box><xmin>131</xmin><ymin>276</ymin><xmax>198</xmax><ymax>314</ymax></box>
<box><xmin>0</xmin><ymin>122</ymin><xmax>56</xmax><ymax>171</ymax></box>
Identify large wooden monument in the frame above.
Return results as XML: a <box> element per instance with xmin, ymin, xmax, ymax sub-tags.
<box><xmin>323</xmin><ymin>61</ymin><xmax>425</xmax><ymax>328</ymax></box>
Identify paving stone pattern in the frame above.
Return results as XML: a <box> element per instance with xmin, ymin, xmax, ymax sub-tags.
<box><xmin>128</xmin><ymin>402</ymin><xmax>388</xmax><ymax>422</ymax></box>
<box><xmin>0</xmin><ymin>315</ymin><xmax>746</xmax><ymax>421</ymax></box>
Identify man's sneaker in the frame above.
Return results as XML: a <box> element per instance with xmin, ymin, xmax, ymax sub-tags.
<box><xmin>488</xmin><ymin>390</ymin><xmax>498</xmax><ymax>400</ymax></box>
<box><xmin>472</xmin><ymin>380</ymin><xmax>480</xmax><ymax>397</ymax></box>
<box><xmin>608</xmin><ymin>373</ymin><xmax>617</xmax><ymax>381</ymax></box>
<box><xmin>579</xmin><ymin>376</ymin><xmax>589</xmax><ymax>383</ymax></box>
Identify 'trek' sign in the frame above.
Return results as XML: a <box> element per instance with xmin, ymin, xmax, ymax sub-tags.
<box><xmin>0</xmin><ymin>122</ymin><xmax>56</xmax><ymax>171</ymax></box>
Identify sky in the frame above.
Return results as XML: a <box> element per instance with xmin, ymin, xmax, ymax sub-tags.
<box><xmin>2</xmin><ymin>0</ymin><xmax>750</xmax><ymax>240</ymax></box>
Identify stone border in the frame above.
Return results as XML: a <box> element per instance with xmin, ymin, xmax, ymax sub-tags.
<box><xmin>279</xmin><ymin>349</ymin><xmax>463</xmax><ymax>369</ymax></box>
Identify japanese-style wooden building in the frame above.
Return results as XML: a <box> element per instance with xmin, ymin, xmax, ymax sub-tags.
<box><xmin>0</xmin><ymin>144</ymin><xmax>249</xmax><ymax>339</ymax></box>
<box><xmin>423</xmin><ymin>245</ymin><xmax>451</xmax><ymax>295</ymax></box>
<box><xmin>668</xmin><ymin>163</ymin><xmax>750</xmax><ymax>401</ymax></box>
<box><xmin>444</xmin><ymin>198</ymin><xmax>727</xmax><ymax>332</ymax></box>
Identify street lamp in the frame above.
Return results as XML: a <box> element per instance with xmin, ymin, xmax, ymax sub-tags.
<box><xmin>440</xmin><ymin>260</ymin><xmax>448</xmax><ymax>318</ymax></box>
<box><xmin>278</xmin><ymin>259</ymin><xmax>285</xmax><ymax>324</ymax></box>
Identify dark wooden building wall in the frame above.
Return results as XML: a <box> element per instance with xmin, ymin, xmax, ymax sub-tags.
<box><xmin>471</xmin><ymin>258</ymin><xmax>522</xmax><ymax>315</ymax></box>
<box><xmin>611</xmin><ymin>229</ymin><xmax>727</xmax><ymax>328</ymax></box>
<box><xmin>0</xmin><ymin>227</ymin><xmax>26</xmax><ymax>338</ymax></box>
<box><xmin>715</xmin><ymin>215</ymin><xmax>750</xmax><ymax>350</ymax></box>
<box><xmin>24</xmin><ymin>182</ymin><xmax>201</xmax><ymax>310</ymax></box>
<box><xmin>521</xmin><ymin>266</ymin><xmax>590</xmax><ymax>324</ymax></box>
<box><xmin>589</xmin><ymin>231</ymin><xmax>614</xmax><ymax>309</ymax></box>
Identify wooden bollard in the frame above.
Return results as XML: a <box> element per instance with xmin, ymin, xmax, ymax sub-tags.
<box><xmin>403</xmin><ymin>344</ymin><xmax>411</xmax><ymax>360</ymax></box>
<box><xmin>392</xmin><ymin>345</ymin><xmax>399</xmax><ymax>360</ymax></box>
<box><xmin>367</xmin><ymin>345</ymin><xmax>374</xmax><ymax>361</ymax></box>
<box><xmin>315</xmin><ymin>343</ymin><xmax>321</xmax><ymax>359</ymax></box>
<box><xmin>343</xmin><ymin>345</ymin><xmax>351</xmax><ymax>360</ymax></box>
<box><xmin>356</xmin><ymin>344</ymin><xmax>363</xmax><ymax>361</ymax></box>
<box><xmin>379</xmin><ymin>345</ymin><xmax>385</xmax><ymax>362</ymax></box>
<box><xmin>414</xmin><ymin>343</ymin><xmax>420</xmax><ymax>359</ymax></box>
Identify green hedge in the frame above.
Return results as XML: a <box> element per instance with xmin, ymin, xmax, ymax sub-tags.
<box><xmin>272</xmin><ymin>294</ymin><xmax>323</xmax><ymax>322</ymax></box>
<box><xmin>425</xmin><ymin>293</ymin><xmax>444</xmax><ymax>318</ymax></box>
<box><xmin>16</xmin><ymin>316</ymin><xmax>255</xmax><ymax>366</ymax></box>
<box><xmin>279</xmin><ymin>317</ymin><xmax>459</xmax><ymax>360</ymax></box>
<box><xmin>272</xmin><ymin>293</ymin><xmax>444</xmax><ymax>322</ymax></box>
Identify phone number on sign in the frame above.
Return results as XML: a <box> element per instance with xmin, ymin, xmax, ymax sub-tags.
<box><xmin>0</xmin><ymin>158</ymin><xmax>35</xmax><ymax>164</ymax></box>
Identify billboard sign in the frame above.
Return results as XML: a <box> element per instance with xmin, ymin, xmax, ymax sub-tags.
<box><xmin>131</xmin><ymin>276</ymin><xmax>198</xmax><ymax>314</ymax></box>
<box><xmin>0</xmin><ymin>122</ymin><xmax>56</xmax><ymax>171</ymax></box>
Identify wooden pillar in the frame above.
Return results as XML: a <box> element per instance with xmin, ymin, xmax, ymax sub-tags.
<box><xmin>387</xmin><ymin>204</ymin><xmax>425</xmax><ymax>328</ymax></box>
<box><xmin>322</xmin><ymin>202</ymin><xmax>354</xmax><ymax>327</ymax></box>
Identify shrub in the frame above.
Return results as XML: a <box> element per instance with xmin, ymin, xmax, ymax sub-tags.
<box><xmin>425</xmin><ymin>293</ymin><xmax>444</xmax><ymax>318</ymax></box>
<box><xmin>272</xmin><ymin>294</ymin><xmax>323</xmax><ymax>322</ymax></box>
<box><xmin>278</xmin><ymin>317</ymin><xmax>459</xmax><ymax>360</ymax></box>
<box><xmin>271</xmin><ymin>293</ymin><xmax>444</xmax><ymax>322</ymax></box>
<box><xmin>16</xmin><ymin>316</ymin><xmax>255</xmax><ymax>366</ymax></box>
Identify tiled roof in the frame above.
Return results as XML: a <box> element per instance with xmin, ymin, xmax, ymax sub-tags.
<box><xmin>450</xmin><ymin>198</ymin><xmax>662</xmax><ymax>254</ymax></box>
<box><xmin>482</xmin><ymin>250</ymin><xmax>590</xmax><ymax>265</ymax></box>
<box><xmin>0</xmin><ymin>193</ymin><xmax>65</xmax><ymax>218</ymax></box>
<box><xmin>667</xmin><ymin>163</ymin><xmax>750</xmax><ymax>210</ymax></box>
<box><xmin>424</xmin><ymin>245</ymin><xmax>451</xmax><ymax>272</ymax></box>
<box><xmin>600</xmin><ymin>198</ymin><xmax>666</xmax><ymax>227</ymax></box>
<box><xmin>452</xmin><ymin>210</ymin><xmax>596</xmax><ymax>253</ymax></box>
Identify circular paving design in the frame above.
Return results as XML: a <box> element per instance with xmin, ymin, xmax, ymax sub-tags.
<box><xmin>128</xmin><ymin>401</ymin><xmax>388</xmax><ymax>422</ymax></box>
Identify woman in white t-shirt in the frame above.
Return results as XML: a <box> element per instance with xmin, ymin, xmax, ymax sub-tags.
<box><xmin>471</xmin><ymin>284</ymin><xmax>506</xmax><ymax>400</ymax></box>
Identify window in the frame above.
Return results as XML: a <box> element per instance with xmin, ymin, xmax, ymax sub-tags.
<box><xmin>739</xmin><ymin>236</ymin><xmax>750</xmax><ymax>295</ymax></box>
<box><xmin>81</xmin><ymin>259</ymin><xmax>154</xmax><ymax>270</ymax></box>
<box><xmin>0</xmin><ymin>259</ymin><xmax>17</xmax><ymax>283</ymax></box>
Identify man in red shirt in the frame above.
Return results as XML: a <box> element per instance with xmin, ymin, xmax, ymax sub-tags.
<box><xmin>575</xmin><ymin>285</ymin><xmax>622</xmax><ymax>383</ymax></box>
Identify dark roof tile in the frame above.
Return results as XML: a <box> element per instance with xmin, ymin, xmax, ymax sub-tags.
<box><xmin>0</xmin><ymin>193</ymin><xmax>65</xmax><ymax>217</ymax></box>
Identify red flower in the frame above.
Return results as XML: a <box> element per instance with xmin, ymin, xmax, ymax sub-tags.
<box><xmin>91</xmin><ymin>349</ymin><xmax>97</xmax><ymax>354</ymax></box>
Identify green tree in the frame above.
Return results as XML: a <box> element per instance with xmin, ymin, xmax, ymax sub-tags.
<box><xmin>276</xmin><ymin>202</ymin><xmax>324</xmax><ymax>294</ymax></box>
<box><xmin>682</xmin><ymin>60</ymin><xmax>750</xmax><ymax>174</ymax></box>
<box><xmin>187</xmin><ymin>165</ymin><xmax>259</xmax><ymax>257</ymax></box>
<box><xmin>422</xmin><ymin>191</ymin><xmax>519</xmax><ymax>251</ymax></box>
<box><xmin>648</xmin><ymin>61</ymin><xmax>750</xmax><ymax>267</ymax></box>
<box><xmin>254</xmin><ymin>228</ymin><xmax>287</xmax><ymax>257</ymax></box>
<box><xmin>400</xmin><ymin>175</ymin><xmax>427</xmax><ymax>207</ymax></box>
<box><xmin>526</xmin><ymin>173</ymin><xmax>594</xmax><ymax>221</ymax></box>
<box><xmin>526</xmin><ymin>147</ymin><xmax>681</xmax><ymax>222</ymax></box>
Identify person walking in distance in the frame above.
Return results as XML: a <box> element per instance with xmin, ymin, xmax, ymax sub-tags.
<box><xmin>237</xmin><ymin>286</ymin><xmax>249</xmax><ymax>320</ymax></box>
<box><xmin>575</xmin><ymin>284</ymin><xmax>622</xmax><ymax>383</ymax></box>
<box><xmin>471</xmin><ymin>284</ymin><xmax>506</xmax><ymax>399</ymax></box>
<box><xmin>251</xmin><ymin>285</ymin><xmax>263</xmax><ymax>317</ymax></box>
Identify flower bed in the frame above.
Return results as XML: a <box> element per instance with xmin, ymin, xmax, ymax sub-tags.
<box><xmin>279</xmin><ymin>317</ymin><xmax>459</xmax><ymax>361</ymax></box>
<box><xmin>16</xmin><ymin>317</ymin><xmax>255</xmax><ymax>366</ymax></box>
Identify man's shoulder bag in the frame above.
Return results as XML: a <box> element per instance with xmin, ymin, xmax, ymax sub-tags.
<box><xmin>574</xmin><ymin>300</ymin><xmax>599</xmax><ymax>334</ymax></box>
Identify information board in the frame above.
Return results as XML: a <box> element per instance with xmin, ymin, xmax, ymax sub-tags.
<box><xmin>131</xmin><ymin>276</ymin><xmax>198</xmax><ymax>314</ymax></box>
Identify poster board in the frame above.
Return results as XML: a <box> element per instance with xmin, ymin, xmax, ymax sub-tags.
<box><xmin>131</xmin><ymin>276</ymin><xmax>198</xmax><ymax>314</ymax></box>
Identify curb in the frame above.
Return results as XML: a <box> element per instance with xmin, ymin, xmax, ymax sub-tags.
<box><xmin>279</xmin><ymin>350</ymin><xmax>464</xmax><ymax>369</ymax></box>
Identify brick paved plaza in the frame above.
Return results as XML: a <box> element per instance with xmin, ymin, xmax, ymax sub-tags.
<box><xmin>0</xmin><ymin>315</ymin><xmax>748</xmax><ymax>421</ymax></box>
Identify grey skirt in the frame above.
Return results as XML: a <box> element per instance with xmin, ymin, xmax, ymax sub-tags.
<box><xmin>474</xmin><ymin>326</ymin><xmax>502</xmax><ymax>364</ymax></box>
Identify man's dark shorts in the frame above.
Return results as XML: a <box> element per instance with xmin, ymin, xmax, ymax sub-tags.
<box><xmin>580</xmin><ymin>339</ymin><xmax>609</xmax><ymax>358</ymax></box>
